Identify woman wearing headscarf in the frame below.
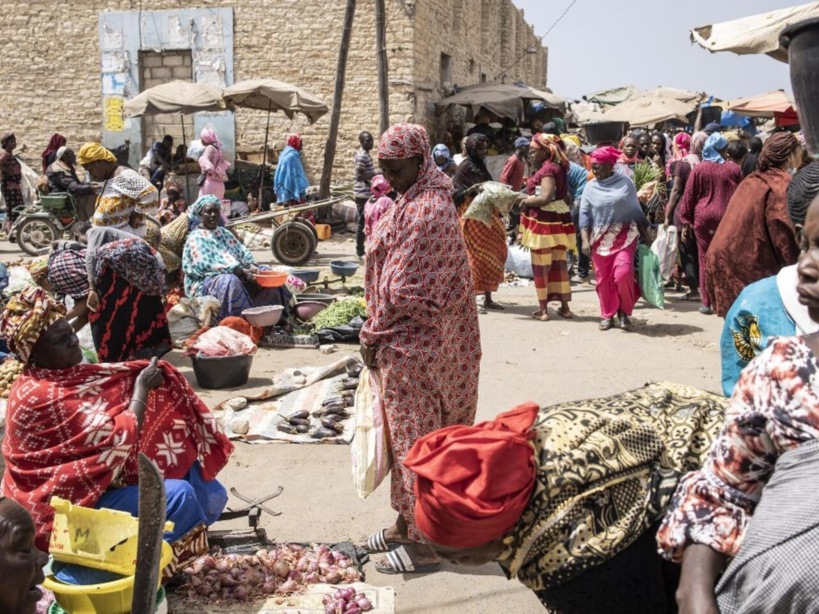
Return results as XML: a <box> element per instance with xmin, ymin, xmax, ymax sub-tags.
<box><xmin>580</xmin><ymin>147</ymin><xmax>651</xmax><ymax>331</ymax></box>
<box><xmin>403</xmin><ymin>383</ymin><xmax>725</xmax><ymax>613</ymax></box>
<box><xmin>157</xmin><ymin>172</ymin><xmax>187</xmax><ymax>224</ymax></box>
<box><xmin>198</xmin><ymin>127</ymin><xmax>230</xmax><ymax>200</ymax></box>
<box><xmin>719</xmin><ymin>161</ymin><xmax>819</xmax><ymax>397</ymax></box>
<box><xmin>677</xmin><ymin>133</ymin><xmax>743</xmax><ymax>314</ymax></box>
<box><xmin>363</xmin><ymin>174</ymin><xmax>395</xmax><ymax>238</ymax></box>
<box><xmin>85</xmin><ymin>224</ymin><xmax>172</xmax><ymax>362</ymax></box>
<box><xmin>77</xmin><ymin>142</ymin><xmax>159</xmax><ymax>238</ymax></box>
<box><xmin>665</xmin><ymin>132</ymin><xmax>691</xmax><ymax>179</ymax></box>
<box><xmin>0</xmin><ymin>287</ymin><xmax>232</xmax><ymax>580</ymax></box>
<box><xmin>274</xmin><ymin>133</ymin><xmax>310</xmax><ymax>206</ymax></box>
<box><xmin>0</xmin><ymin>133</ymin><xmax>24</xmax><ymax>232</ymax></box>
<box><xmin>45</xmin><ymin>147</ymin><xmax>97</xmax><ymax>221</ymax></box>
<box><xmin>359</xmin><ymin>124</ymin><xmax>480</xmax><ymax>574</ymax></box>
<box><xmin>705</xmin><ymin>132</ymin><xmax>802</xmax><ymax>318</ymax></box>
<box><xmin>432</xmin><ymin>143</ymin><xmax>458</xmax><ymax>178</ymax></box>
<box><xmin>40</xmin><ymin>133</ymin><xmax>66</xmax><ymax>174</ymax></box>
<box><xmin>183</xmin><ymin>195</ymin><xmax>291</xmax><ymax>321</ymax></box>
<box><xmin>666</xmin><ymin>131</ymin><xmax>708</xmax><ymax>300</ymax></box>
<box><xmin>452</xmin><ymin>134</ymin><xmax>507</xmax><ymax>311</ymax></box>
<box><xmin>520</xmin><ymin>134</ymin><xmax>576</xmax><ymax>321</ymax></box>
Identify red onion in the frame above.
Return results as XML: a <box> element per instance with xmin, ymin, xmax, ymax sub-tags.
<box><xmin>340</xmin><ymin>587</ymin><xmax>356</xmax><ymax>601</ymax></box>
<box><xmin>344</xmin><ymin>607</ymin><xmax>361</xmax><ymax>614</ymax></box>
<box><xmin>344</xmin><ymin>567</ymin><xmax>361</xmax><ymax>581</ymax></box>
<box><xmin>262</xmin><ymin>579</ymin><xmax>278</xmax><ymax>593</ymax></box>
<box><xmin>308</xmin><ymin>562</ymin><xmax>319</xmax><ymax>573</ymax></box>
<box><xmin>338</xmin><ymin>560</ymin><xmax>350</xmax><ymax>569</ymax></box>
<box><xmin>274</xmin><ymin>560</ymin><xmax>292</xmax><ymax>579</ymax></box>
<box><xmin>279</xmin><ymin>579</ymin><xmax>298</xmax><ymax>593</ymax></box>
<box><xmin>233</xmin><ymin>585</ymin><xmax>249</xmax><ymax>601</ymax></box>
<box><xmin>288</xmin><ymin>570</ymin><xmax>303</xmax><ymax>582</ymax></box>
<box><xmin>325</xmin><ymin>571</ymin><xmax>343</xmax><ymax>584</ymax></box>
<box><xmin>305</xmin><ymin>572</ymin><xmax>320</xmax><ymax>583</ymax></box>
<box><xmin>322</xmin><ymin>594</ymin><xmax>334</xmax><ymax>606</ymax></box>
<box><xmin>357</xmin><ymin>597</ymin><xmax>373</xmax><ymax>611</ymax></box>
<box><xmin>315</xmin><ymin>545</ymin><xmax>331</xmax><ymax>557</ymax></box>
<box><xmin>297</xmin><ymin>558</ymin><xmax>310</xmax><ymax>572</ymax></box>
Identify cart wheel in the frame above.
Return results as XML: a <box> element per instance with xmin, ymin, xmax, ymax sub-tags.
<box><xmin>272</xmin><ymin>222</ymin><xmax>317</xmax><ymax>266</ymax></box>
<box><xmin>291</xmin><ymin>217</ymin><xmax>319</xmax><ymax>246</ymax></box>
<box><xmin>17</xmin><ymin>218</ymin><xmax>59</xmax><ymax>256</ymax></box>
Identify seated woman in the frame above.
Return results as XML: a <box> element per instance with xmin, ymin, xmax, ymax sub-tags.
<box><xmin>86</xmin><ymin>225</ymin><xmax>172</xmax><ymax>362</ymax></box>
<box><xmin>157</xmin><ymin>173</ymin><xmax>187</xmax><ymax>225</ymax></box>
<box><xmin>0</xmin><ymin>497</ymin><xmax>48</xmax><ymax>614</ymax></box>
<box><xmin>657</xmin><ymin>189</ymin><xmax>819</xmax><ymax>614</ymax></box>
<box><xmin>45</xmin><ymin>147</ymin><xmax>97</xmax><ymax>221</ymax></box>
<box><xmin>183</xmin><ymin>196</ymin><xmax>291</xmax><ymax>322</ymax></box>
<box><xmin>403</xmin><ymin>384</ymin><xmax>726</xmax><ymax>613</ymax></box>
<box><xmin>0</xmin><ymin>288</ymin><xmax>233</xmax><ymax>581</ymax></box>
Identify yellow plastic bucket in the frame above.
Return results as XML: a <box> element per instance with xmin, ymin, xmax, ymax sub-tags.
<box><xmin>315</xmin><ymin>223</ymin><xmax>331</xmax><ymax>240</ymax></box>
<box><xmin>43</xmin><ymin>541</ymin><xmax>173</xmax><ymax>614</ymax></box>
<box><xmin>48</xmin><ymin>496</ymin><xmax>173</xmax><ymax>576</ymax></box>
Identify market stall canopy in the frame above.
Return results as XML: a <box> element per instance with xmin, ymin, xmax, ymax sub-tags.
<box><xmin>690</xmin><ymin>2</ymin><xmax>819</xmax><ymax>63</ymax></box>
<box><xmin>123</xmin><ymin>80</ymin><xmax>226</xmax><ymax>117</ymax></box>
<box><xmin>222</xmin><ymin>79</ymin><xmax>329</xmax><ymax>124</ymax></box>
<box><xmin>639</xmin><ymin>86</ymin><xmax>709</xmax><ymax>104</ymax></box>
<box><xmin>434</xmin><ymin>82</ymin><xmax>566</xmax><ymax>122</ymax></box>
<box><xmin>583</xmin><ymin>85</ymin><xmax>641</xmax><ymax>106</ymax></box>
<box><xmin>727</xmin><ymin>90</ymin><xmax>795</xmax><ymax>117</ymax></box>
<box><xmin>602</xmin><ymin>92</ymin><xmax>698</xmax><ymax>127</ymax></box>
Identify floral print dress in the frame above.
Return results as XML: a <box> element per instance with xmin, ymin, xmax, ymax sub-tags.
<box><xmin>658</xmin><ymin>336</ymin><xmax>819</xmax><ymax>561</ymax></box>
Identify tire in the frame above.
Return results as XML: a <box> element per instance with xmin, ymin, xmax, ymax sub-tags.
<box><xmin>291</xmin><ymin>217</ymin><xmax>319</xmax><ymax>245</ymax></box>
<box><xmin>272</xmin><ymin>222</ymin><xmax>317</xmax><ymax>266</ymax></box>
<box><xmin>17</xmin><ymin>218</ymin><xmax>60</xmax><ymax>256</ymax></box>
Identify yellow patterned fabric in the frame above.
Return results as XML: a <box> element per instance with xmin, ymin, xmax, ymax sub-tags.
<box><xmin>76</xmin><ymin>142</ymin><xmax>116</xmax><ymax>165</ymax></box>
<box><xmin>0</xmin><ymin>287</ymin><xmax>66</xmax><ymax>363</ymax></box>
<box><xmin>91</xmin><ymin>168</ymin><xmax>159</xmax><ymax>236</ymax></box>
<box><xmin>519</xmin><ymin>200</ymin><xmax>577</xmax><ymax>251</ymax></box>
<box><xmin>497</xmin><ymin>382</ymin><xmax>726</xmax><ymax>592</ymax></box>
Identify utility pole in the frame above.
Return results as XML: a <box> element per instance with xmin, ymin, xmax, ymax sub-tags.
<box><xmin>375</xmin><ymin>0</ymin><xmax>390</xmax><ymax>134</ymax></box>
<box><xmin>320</xmin><ymin>0</ymin><xmax>356</xmax><ymax>199</ymax></box>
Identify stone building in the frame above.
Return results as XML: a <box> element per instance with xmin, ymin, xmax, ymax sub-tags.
<box><xmin>0</xmin><ymin>0</ymin><xmax>547</xmax><ymax>180</ymax></box>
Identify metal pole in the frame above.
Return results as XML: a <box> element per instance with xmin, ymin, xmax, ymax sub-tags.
<box><xmin>320</xmin><ymin>0</ymin><xmax>356</xmax><ymax>199</ymax></box>
<box><xmin>375</xmin><ymin>0</ymin><xmax>390</xmax><ymax>135</ymax></box>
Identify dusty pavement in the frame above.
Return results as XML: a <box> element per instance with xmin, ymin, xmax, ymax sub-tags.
<box><xmin>0</xmin><ymin>234</ymin><xmax>725</xmax><ymax>613</ymax></box>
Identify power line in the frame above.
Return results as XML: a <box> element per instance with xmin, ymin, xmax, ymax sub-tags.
<box><xmin>543</xmin><ymin>0</ymin><xmax>578</xmax><ymax>38</ymax></box>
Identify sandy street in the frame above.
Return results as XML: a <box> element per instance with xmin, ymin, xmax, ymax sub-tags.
<box><xmin>0</xmin><ymin>233</ymin><xmax>725</xmax><ymax>612</ymax></box>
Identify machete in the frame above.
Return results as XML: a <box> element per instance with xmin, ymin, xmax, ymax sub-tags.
<box><xmin>131</xmin><ymin>452</ymin><xmax>167</xmax><ymax>614</ymax></box>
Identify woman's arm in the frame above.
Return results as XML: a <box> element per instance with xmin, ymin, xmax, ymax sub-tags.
<box><xmin>199</xmin><ymin>145</ymin><xmax>216</xmax><ymax>174</ymax></box>
<box><xmin>676</xmin><ymin>545</ymin><xmax>725</xmax><ymax>614</ymax></box>
<box><xmin>765</xmin><ymin>187</ymin><xmax>801</xmax><ymax>266</ymax></box>
<box><xmin>665</xmin><ymin>175</ymin><xmax>685</xmax><ymax>226</ymax></box>
<box><xmin>521</xmin><ymin>176</ymin><xmax>556</xmax><ymax>208</ymax></box>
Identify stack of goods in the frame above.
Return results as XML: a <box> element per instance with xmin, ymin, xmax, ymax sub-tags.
<box><xmin>0</xmin><ymin>357</ymin><xmax>23</xmax><ymax>399</ymax></box>
<box><xmin>179</xmin><ymin>544</ymin><xmax>362</xmax><ymax>603</ymax></box>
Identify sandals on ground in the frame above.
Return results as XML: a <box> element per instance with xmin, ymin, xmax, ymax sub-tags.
<box><xmin>599</xmin><ymin>318</ymin><xmax>613</xmax><ymax>331</ymax></box>
<box><xmin>374</xmin><ymin>546</ymin><xmax>441</xmax><ymax>575</ymax></box>
<box><xmin>363</xmin><ymin>529</ymin><xmax>407</xmax><ymax>554</ymax></box>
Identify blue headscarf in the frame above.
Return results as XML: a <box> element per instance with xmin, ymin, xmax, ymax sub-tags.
<box><xmin>702</xmin><ymin>133</ymin><xmax>728</xmax><ymax>164</ymax></box>
<box><xmin>432</xmin><ymin>144</ymin><xmax>453</xmax><ymax>171</ymax></box>
<box><xmin>187</xmin><ymin>195</ymin><xmax>222</xmax><ymax>230</ymax></box>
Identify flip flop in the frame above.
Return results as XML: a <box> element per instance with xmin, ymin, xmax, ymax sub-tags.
<box><xmin>485</xmin><ymin>302</ymin><xmax>505</xmax><ymax>311</ymax></box>
<box><xmin>678</xmin><ymin>292</ymin><xmax>701</xmax><ymax>302</ymax></box>
<box><xmin>363</xmin><ymin>529</ymin><xmax>406</xmax><ymax>553</ymax></box>
<box><xmin>558</xmin><ymin>309</ymin><xmax>574</xmax><ymax>319</ymax></box>
<box><xmin>599</xmin><ymin>318</ymin><xmax>613</xmax><ymax>331</ymax></box>
<box><xmin>532</xmin><ymin>310</ymin><xmax>550</xmax><ymax>321</ymax></box>
<box><xmin>374</xmin><ymin>546</ymin><xmax>441</xmax><ymax>575</ymax></box>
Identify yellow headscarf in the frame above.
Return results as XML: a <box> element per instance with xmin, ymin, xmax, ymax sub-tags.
<box><xmin>28</xmin><ymin>256</ymin><xmax>49</xmax><ymax>279</ymax></box>
<box><xmin>561</xmin><ymin>134</ymin><xmax>581</xmax><ymax>148</ymax></box>
<box><xmin>76</xmin><ymin>142</ymin><xmax>117</xmax><ymax>166</ymax></box>
<box><xmin>0</xmin><ymin>287</ymin><xmax>66</xmax><ymax>363</ymax></box>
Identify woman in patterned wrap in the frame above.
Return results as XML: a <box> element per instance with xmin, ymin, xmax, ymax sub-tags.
<box><xmin>0</xmin><ymin>287</ymin><xmax>233</xmax><ymax>581</ymax></box>
<box><xmin>77</xmin><ymin>142</ymin><xmax>159</xmax><ymax>238</ymax></box>
<box><xmin>402</xmin><ymin>384</ymin><xmax>726</xmax><ymax>613</ymax></box>
<box><xmin>359</xmin><ymin>123</ymin><xmax>481</xmax><ymax>575</ymax></box>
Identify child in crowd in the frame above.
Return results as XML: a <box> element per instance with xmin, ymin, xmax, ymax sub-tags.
<box><xmin>363</xmin><ymin>175</ymin><xmax>395</xmax><ymax>240</ymax></box>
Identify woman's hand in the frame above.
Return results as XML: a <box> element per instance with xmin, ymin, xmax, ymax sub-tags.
<box><xmin>581</xmin><ymin>239</ymin><xmax>591</xmax><ymax>258</ymax></box>
<box><xmin>676</xmin><ymin>544</ymin><xmax>725</xmax><ymax>614</ymax></box>
<box><xmin>681</xmin><ymin>225</ymin><xmax>692</xmax><ymax>244</ymax></box>
<box><xmin>360</xmin><ymin>344</ymin><xmax>378</xmax><ymax>369</ymax></box>
<box><xmin>136</xmin><ymin>357</ymin><xmax>164</xmax><ymax>392</ymax></box>
<box><xmin>87</xmin><ymin>290</ymin><xmax>99</xmax><ymax>312</ymax></box>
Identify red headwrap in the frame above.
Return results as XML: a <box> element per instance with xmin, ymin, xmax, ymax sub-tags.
<box><xmin>287</xmin><ymin>134</ymin><xmax>303</xmax><ymax>151</ymax></box>
<box><xmin>531</xmin><ymin>133</ymin><xmax>569</xmax><ymax>171</ymax></box>
<box><xmin>404</xmin><ymin>403</ymin><xmax>539</xmax><ymax>549</ymax></box>
<box><xmin>590</xmin><ymin>146</ymin><xmax>621</xmax><ymax>166</ymax></box>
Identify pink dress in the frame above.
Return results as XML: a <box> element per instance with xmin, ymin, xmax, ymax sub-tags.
<box><xmin>363</xmin><ymin>195</ymin><xmax>395</xmax><ymax>238</ymax></box>
<box><xmin>198</xmin><ymin>144</ymin><xmax>230</xmax><ymax>200</ymax></box>
<box><xmin>360</xmin><ymin>164</ymin><xmax>481</xmax><ymax>542</ymax></box>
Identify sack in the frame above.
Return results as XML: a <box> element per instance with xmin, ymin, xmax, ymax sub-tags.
<box><xmin>197</xmin><ymin>173</ymin><xmax>207</xmax><ymax>187</ymax></box>
<box><xmin>651</xmin><ymin>225</ymin><xmax>679</xmax><ymax>282</ymax></box>
<box><xmin>351</xmin><ymin>367</ymin><xmax>392</xmax><ymax>499</ymax></box>
<box><xmin>637</xmin><ymin>244</ymin><xmax>665</xmax><ymax>309</ymax></box>
<box><xmin>505</xmin><ymin>244</ymin><xmax>534</xmax><ymax>279</ymax></box>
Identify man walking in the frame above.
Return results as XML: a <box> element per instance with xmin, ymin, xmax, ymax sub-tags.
<box><xmin>354</xmin><ymin>131</ymin><xmax>376</xmax><ymax>259</ymax></box>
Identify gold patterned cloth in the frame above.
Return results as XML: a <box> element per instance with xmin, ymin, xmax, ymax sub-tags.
<box><xmin>497</xmin><ymin>382</ymin><xmax>726</xmax><ymax>592</ymax></box>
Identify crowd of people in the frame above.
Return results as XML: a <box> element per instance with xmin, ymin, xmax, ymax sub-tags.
<box><xmin>2</xmin><ymin>93</ymin><xmax>819</xmax><ymax>612</ymax></box>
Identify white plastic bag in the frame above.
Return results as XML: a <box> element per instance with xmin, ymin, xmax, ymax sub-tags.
<box><xmin>651</xmin><ymin>225</ymin><xmax>679</xmax><ymax>282</ymax></box>
<box><xmin>505</xmin><ymin>244</ymin><xmax>534</xmax><ymax>279</ymax></box>
<box><xmin>352</xmin><ymin>368</ymin><xmax>392</xmax><ymax>500</ymax></box>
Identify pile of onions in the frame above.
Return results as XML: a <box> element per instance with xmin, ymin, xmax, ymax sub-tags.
<box><xmin>180</xmin><ymin>544</ymin><xmax>363</xmax><ymax>603</ymax></box>
<box><xmin>323</xmin><ymin>587</ymin><xmax>373</xmax><ymax>614</ymax></box>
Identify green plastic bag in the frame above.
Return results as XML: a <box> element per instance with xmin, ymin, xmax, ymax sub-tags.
<box><xmin>636</xmin><ymin>244</ymin><xmax>665</xmax><ymax>309</ymax></box>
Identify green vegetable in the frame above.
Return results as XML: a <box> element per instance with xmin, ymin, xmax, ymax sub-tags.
<box><xmin>633</xmin><ymin>162</ymin><xmax>666</xmax><ymax>195</ymax></box>
<box><xmin>308</xmin><ymin>298</ymin><xmax>368</xmax><ymax>331</ymax></box>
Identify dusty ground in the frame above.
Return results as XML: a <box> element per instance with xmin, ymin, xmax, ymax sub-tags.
<box><xmin>1</xmin><ymin>233</ymin><xmax>725</xmax><ymax>613</ymax></box>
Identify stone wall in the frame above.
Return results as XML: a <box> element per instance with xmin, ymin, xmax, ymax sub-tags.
<box><xmin>0</xmin><ymin>0</ymin><xmax>547</xmax><ymax>182</ymax></box>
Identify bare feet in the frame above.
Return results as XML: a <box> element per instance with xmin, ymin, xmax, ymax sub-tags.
<box><xmin>531</xmin><ymin>309</ymin><xmax>550</xmax><ymax>321</ymax></box>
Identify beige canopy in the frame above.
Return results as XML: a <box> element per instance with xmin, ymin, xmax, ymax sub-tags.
<box><xmin>123</xmin><ymin>80</ymin><xmax>226</xmax><ymax>117</ymax></box>
<box><xmin>690</xmin><ymin>2</ymin><xmax>819</xmax><ymax>63</ymax></box>
<box><xmin>602</xmin><ymin>92</ymin><xmax>698</xmax><ymax>127</ymax></box>
<box><xmin>727</xmin><ymin>90</ymin><xmax>795</xmax><ymax>117</ymax></box>
<box><xmin>583</xmin><ymin>85</ymin><xmax>641</xmax><ymax>106</ymax></box>
<box><xmin>435</xmin><ymin>82</ymin><xmax>567</xmax><ymax>122</ymax></box>
<box><xmin>222</xmin><ymin>79</ymin><xmax>329</xmax><ymax>124</ymax></box>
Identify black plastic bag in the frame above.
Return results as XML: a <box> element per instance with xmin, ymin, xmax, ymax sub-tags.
<box><xmin>316</xmin><ymin>315</ymin><xmax>364</xmax><ymax>343</ymax></box>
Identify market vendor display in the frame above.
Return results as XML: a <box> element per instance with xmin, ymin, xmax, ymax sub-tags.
<box><xmin>0</xmin><ymin>288</ymin><xmax>233</xmax><ymax>578</ymax></box>
<box><xmin>182</xmin><ymin>195</ymin><xmax>292</xmax><ymax>321</ymax></box>
<box><xmin>404</xmin><ymin>383</ymin><xmax>726</xmax><ymax>613</ymax></box>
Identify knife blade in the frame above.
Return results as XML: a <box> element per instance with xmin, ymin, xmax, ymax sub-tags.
<box><xmin>131</xmin><ymin>452</ymin><xmax>167</xmax><ymax>614</ymax></box>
